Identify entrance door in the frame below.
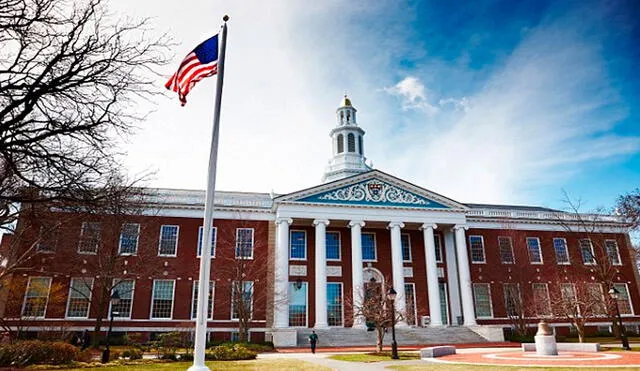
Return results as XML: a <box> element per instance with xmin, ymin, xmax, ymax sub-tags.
<box><xmin>439</xmin><ymin>282</ymin><xmax>449</xmax><ymax>325</ymax></box>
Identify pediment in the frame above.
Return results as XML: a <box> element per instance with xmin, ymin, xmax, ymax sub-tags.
<box><xmin>275</xmin><ymin>170</ymin><xmax>468</xmax><ymax>210</ymax></box>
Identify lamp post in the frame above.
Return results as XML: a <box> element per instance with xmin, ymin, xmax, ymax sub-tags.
<box><xmin>608</xmin><ymin>287</ymin><xmax>631</xmax><ymax>350</ymax></box>
<box><xmin>101</xmin><ymin>291</ymin><xmax>121</xmax><ymax>363</ymax></box>
<box><xmin>386</xmin><ymin>287</ymin><xmax>399</xmax><ymax>360</ymax></box>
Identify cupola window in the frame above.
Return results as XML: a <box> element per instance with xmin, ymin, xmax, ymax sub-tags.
<box><xmin>347</xmin><ymin>133</ymin><xmax>355</xmax><ymax>152</ymax></box>
<box><xmin>337</xmin><ymin>134</ymin><xmax>344</xmax><ymax>153</ymax></box>
<box><xmin>358</xmin><ymin>135</ymin><xmax>363</xmax><ymax>155</ymax></box>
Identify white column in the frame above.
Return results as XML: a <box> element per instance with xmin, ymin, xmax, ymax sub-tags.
<box><xmin>454</xmin><ymin>225</ymin><xmax>477</xmax><ymax>326</ymax></box>
<box><xmin>421</xmin><ymin>223</ymin><xmax>442</xmax><ymax>326</ymax></box>
<box><xmin>274</xmin><ymin>217</ymin><xmax>292</xmax><ymax>328</ymax></box>
<box><xmin>313</xmin><ymin>219</ymin><xmax>330</xmax><ymax>329</ymax></box>
<box><xmin>388</xmin><ymin>221</ymin><xmax>407</xmax><ymax>326</ymax></box>
<box><xmin>444</xmin><ymin>230</ymin><xmax>461</xmax><ymax>325</ymax></box>
<box><xmin>349</xmin><ymin>220</ymin><xmax>366</xmax><ymax>328</ymax></box>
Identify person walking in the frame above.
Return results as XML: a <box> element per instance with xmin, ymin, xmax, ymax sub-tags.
<box><xmin>308</xmin><ymin>330</ymin><xmax>318</xmax><ymax>354</ymax></box>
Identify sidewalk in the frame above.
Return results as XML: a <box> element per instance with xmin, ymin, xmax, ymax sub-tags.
<box><xmin>275</xmin><ymin>341</ymin><xmax>520</xmax><ymax>353</ymax></box>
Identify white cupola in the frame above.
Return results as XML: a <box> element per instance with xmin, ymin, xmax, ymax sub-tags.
<box><xmin>322</xmin><ymin>95</ymin><xmax>372</xmax><ymax>183</ymax></box>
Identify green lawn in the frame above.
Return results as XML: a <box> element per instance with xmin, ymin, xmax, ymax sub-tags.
<box><xmin>35</xmin><ymin>359</ymin><xmax>330</xmax><ymax>371</ymax></box>
<box><xmin>329</xmin><ymin>352</ymin><xmax>420</xmax><ymax>362</ymax></box>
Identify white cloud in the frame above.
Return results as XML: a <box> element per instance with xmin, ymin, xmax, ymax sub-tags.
<box><xmin>384</xmin><ymin>76</ymin><xmax>439</xmax><ymax>114</ymax></box>
<box><xmin>439</xmin><ymin>97</ymin><xmax>471</xmax><ymax>112</ymax></box>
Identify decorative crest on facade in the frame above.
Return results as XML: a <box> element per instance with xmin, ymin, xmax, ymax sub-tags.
<box><xmin>298</xmin><ymin>178</ymin><xmax>449</xmax><ymax>208</ymax></box>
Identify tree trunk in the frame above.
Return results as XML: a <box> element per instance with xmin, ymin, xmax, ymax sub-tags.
<box><xmin>376</xmin><ymin>327</ymin><xmax>384</xmax><ymax>353</ymax></box>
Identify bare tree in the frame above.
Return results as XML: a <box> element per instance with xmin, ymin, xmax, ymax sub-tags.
<box><xmin>214</xmin><ymin>220</ymin><xmax>269</xmax><ymax>343</ymax></box>
<box><xmin>616</xmin><ymin>189</ymin><xmax>640</xmax><ymax>230</ymax></box>
<box><xmin>347</xmin><ymin>276</ymin><xmax>403</xmax><ymax>353</ymax></box>
<box><xmin>549</xmin><ymin>274</ymin><xmax>607</xmax><ymax>343</ymax></box>
<box><xmin>0</xmin><ymin>0</ymin><xmax>170</xmax><ymax>228</ymax></box>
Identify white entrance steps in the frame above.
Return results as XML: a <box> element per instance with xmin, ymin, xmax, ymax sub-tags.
<box><xmin>294</xmin><ymin>326</ymin><xmax>489</xmax><ymax>347</ymax></box>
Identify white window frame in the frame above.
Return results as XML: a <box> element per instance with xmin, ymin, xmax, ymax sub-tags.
<box><xmin>118</xmin><ymin>223</ymin><xmax>140</xmax><ymax>256</ymax></box>
<box><xmin>191</xmin><ymin>280</ymin><xmax>215</xmax><ymax>320</ymax></box>
<box><xmin>110</xmin><ymin>279</ymin><xmax>135</xmax><ymax>319</ymax></box>
<box><xmin>197</xmin><ymin>226</ymin><xmax>217</xmax><ymax>258</ymax></box>
<box><xmin>287</xmin><ymin>281</ymin><xmax>308</xmax><ymax>328</ymax></box>
<box><xmin>21</xmin><ymin>276</ymin><xmax>52</xmax><ymax>319</ymax></box>
<box><xmin>498</xmin><ymin>236</ymin><xmax>515</xmax><ymax>264</ymax></box>
<box><xmin>326</xmin><ymin>231</ymin><xmax>341</xmax><ymax>261</ymax></box>
<box><xmin>401</xmin><ymin>233</ymin><xmax>412</xmax><ymax>263</ymax></box>
<box><xmin>504</xmin><ymin>283</ymin><xmax>521</xmax><ymax>317</ymax></box>
<box><xmin>361</xmin><ymin>232</ymin><xmax>377</xmax><ymax>262</ymax></box>
<box><xmin>605</xmin><ymin>240</ymin><xmax>622</xmax><ymax>266</ymax></box>
<box><xmin>231</xmin><ymin>280</ymin><xmax>254</xmax><ymax>320</ymax></box>
<box><xmin>472</xmin><ymin>283</ymin><xmax>493</xmax><ymax>318</ymax></box>
<box><xmin>327</xmin><ymin>282</ymin><xmax>345</xmax><ymax>327</ymax></box>
<box><xmin>532</xmin><ymin>283</ymin><xmax>552</xmax><ymax>317</ymax></box>
<box><xmin>77</xmin><ymin>222</ymin><xmax>100</xmax><ymax>255</ymax></box>
<box><xmin>404</xmin><ymin>282</ymin><xmax>418</xmax><ymax>326</ymax></box>
<box><xmin>580</xmin><ymin>239</ymin><xmax>596</xmax><ymax>265</ymax></box>
<box><xmin>434</xmin><ymin>234</ymin><xmax>443</xmax><ymax>263</ymax></box>
<box><xmin>526</xmin><ymin>237</ymin><xmax>544</xmax><ymax>264</ymax></box>
<box><xmin>613</xmin><ymin>283</ymin><xmax>634</xmax><ymax>316</ymax></box>
<box><xmin>65</xmin><ymin>277</ymin><xmax>94</xmax><ymax>319</ymax></box>
<box><xmin>158</xmin><ymin>225</ymin><xmax>180</xmax><ymax>257</ymax></box>
<box><xmin>150</xmin><ymin>279</ymin><xmax>176</xmax><ymax>320</ymax></box>
<box><xmin>469</xmin><ymin>235</ymin><xmax>486</xmax><ymax>264</ymax></box>
<box><xmin>36</xmin><ymin>226</ymin><xmax>56</xmax><ymax>253</ymax></box>
<box><xmin>553</xmin><ymin>238</ymin><xmax>570</xmax><ymax>265</ymax></box>
<box><xmin>289</xmin><ymin>230</ymin><xmax>307</xmax><ymax>261</ymax></box>
<box><xmin>586</xmin><ymin>283</ymin><xmax>607</xmax><ymax>317</ymax></box>
<box><xmin>235</xmin><ymin>228</ymin><xmax>255</xmax><ymax>260</ymax></box>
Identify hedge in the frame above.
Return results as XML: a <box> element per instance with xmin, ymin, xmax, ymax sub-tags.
<box><xmin>0</xmin><ymin>340</ymin><xmax>79</xmax><ymax>367</ymax></box>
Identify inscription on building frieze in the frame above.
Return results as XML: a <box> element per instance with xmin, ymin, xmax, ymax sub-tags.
<box><xmin>326</xmin><ymin>266</ymin><xmax>342</xmax><ymax>277</ymax></box>
<box><xmin>289</xmin><ymin>265</ymin><xmax>307</xmax><ymax>276</ymax></box>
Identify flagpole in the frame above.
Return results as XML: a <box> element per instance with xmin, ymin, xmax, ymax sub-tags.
<box><xmin>189</xmin><ymin>15</ymin><xmax>229</xmax><ymax>371</ymax></box>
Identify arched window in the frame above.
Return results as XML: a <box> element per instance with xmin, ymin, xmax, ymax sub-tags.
<box><xmin>358</xmin><ymin>135</ymin><xmax>363</xmax><ymax>155</ymax></box>
<box><xmin>347</xmin><ymin>133</ymin><xmax>355</xmax><ymax>152</ymax></box>
<box><xmin>337</xmin><ymin>134</ymin><xmax>344</xmax><ymax>153</ymax></box>
<box><xmin>346</xmin><ymin>111</ymin><xmax>351</xmax><ymax>123</ymax></box>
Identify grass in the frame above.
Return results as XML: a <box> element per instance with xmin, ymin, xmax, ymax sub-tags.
<box><xmin>563</xmin><ymin>336</ymin><xmax>640</xmax><ymax>343</ymax></box>
<box><xmin>388</xmin><ymin>366</ymin><xmax>640</xmax><ymax>371</ymax></box>
<box><xmin>41</xmin><ymin>359</ymin><xmax>331</xmax><ymax>370</ymax></box>
<box><xmin>329</xmin><ymin>351</ymin><xmax>420</xmax><ymax>362</ymax></box>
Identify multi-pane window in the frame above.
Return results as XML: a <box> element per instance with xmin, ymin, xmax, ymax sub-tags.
<box><xmin>78</xmin><ymin>222</ymin><xmax>100</xmax><ymax>254</ymax></box>
<box><xmin>532</xmin><ymin>283</ymin><xmax>551</xmax><ymax>317</ymax></box>
<box><xmin>111</xmin><ymin>279</ymin><xmax>134</xmax><ymax>318</ymax></box>
<box><xmin>191</xmin><ymin>281</ymin><xmax>214</xmax><ymax>319</ymax></box>
<box><xmin>36</xmin><ymin>226</ymin><xmax>57</xmax><ymax>253</ymax></box>
<box><xmin>526</xmin><ymin>237</ymin><xmax>543</xmax><ymax>264</ymax></box>
<box><xmin>158</xmin><ymin>225</ymin><xmax>179</xmax><ymax>256</ymax></box>
<box><xmin>197</xmin><ymin>226</ymin><xmax>217</xmax><ymax>257</ymax></box>
<box><xmin>469</xmin><ymin>236</ymin><xmax>485</xmax><ymax>263</ymax></box>
<box><xmin>231</xmin><ymin>281</ymin><xmax>253</xmax><ymax>320</ymax></box>
<box><xmin>613</xmin><ymin>283</ymin><xmax>633</xmax><ymax>315</ymax></box>
<box><xmin>66</xmin><ymin>278</ymin><xmax>93</xmax><ymax>318</ymax></box>
<box><xmin>22</xmin><ymin>277</ymin><xmax>51</xmax><ymax>318</ymax></box>
<box><xmin>560</xmin><ymin>283</ymin><xmax>577</xmax><ymax>306</ymax></box>
<box><xmin>118</xmin><ymin>223</ymin><xmax>140</xmax><ymax>255</ymax></box>
<box><xmin>326</xmin><ymin>232</ymin><xmax>341</xmax><ymax>260</ymax></box>
<box><xmin>473</xmin><ymin>283</ymin><xmax>493</xmax><ymax>318</ymax></box>
<box><xmin>580</xmin><ymin>239</ymin><xmax>595</xmax><ymax>265</ymax></box>
<box><xmin>361</xmin><ymin>233</ymin><xmax>376</xmax><ymax>261</ymax></box>
<box><xmin>498</xmin><ymin>237</ymin><xmax>514</xmax><ymax>264</ymax></box>
<box><xmin>504</xmin><ymin>283</ymin><xmax>521</xmax><ymax>317</ymax></box>
<box><xmin>235</xmin><ymin>228</ymin><xmax>254</xmax><ymax>259</ymax></box>
<box><xmin>553</xmin><ymin>238</ymin><xmax>570</xmax><ymax>264</ymax></box>
<box><xmin>288</xmin><ymin>282</ymin><xmax>307</xmax><ymax>327</ymax></box>
<box><xmin>404</xmin><ymin>283</ymin><xmax>416</xmax><ymax>325</ymax></box>
<box><xmin>586</xmin><ymin>283</ymin><xmax>607</xmax><ymax>316</ymax></box>
<box><xmin>289</xmin><ymin>230</ymin><xmax>306</xmax><ymax>260</ymax></box>
<box><xmin>605</xmin><ymin>240</ymin><xmax>621</xmax><ymax>266</ymax></box>
<box><xmin>337</xmin><ymin>134</ymin><xmax>344</xmax><ymax>153</ymax></box>
<box><xmin>401</xmin><ymin>234</ymin><xmax>411</xmax><ymax>262</ymax></box>
<box><xmin>151</xmin><ymin>280</ymin><xmax>175</xmax><ymax>319</ymax></box>
<box><xmin>434</xmin><ymin>235</ymin><xmax>443</xmax><ymax>263</ymax></box>
<box><xmin>327</xmin><ymin>283</ymin><xmax>343</xmax><ymax>326</ymax></box>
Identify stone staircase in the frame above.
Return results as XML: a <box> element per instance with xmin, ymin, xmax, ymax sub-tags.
<box><xmin>295</xmin><ymin>326</ymin><xmax>490</xmax><ymax>347</ymax></box>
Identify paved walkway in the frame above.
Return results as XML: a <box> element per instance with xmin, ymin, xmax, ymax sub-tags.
<box><xmin>275</xmin><ymin>341</ymin><xmax>519</xmax><ymax>353</ymax></box>
<box><xmin>260</xmin><ymin>352</ymin><xmax>425</xmax><ymax>371</ymax></box>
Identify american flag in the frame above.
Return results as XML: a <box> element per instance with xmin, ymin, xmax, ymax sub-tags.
<box><xmin>165</xmin><ymin>35</ymin><xmax>219</xmax><ymax>106</ymax></box>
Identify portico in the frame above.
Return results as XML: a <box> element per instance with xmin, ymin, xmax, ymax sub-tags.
<box><xmin>271</xmin><ymin>170</ymin><xmax>478</xmax><ymax>335</ymax></box>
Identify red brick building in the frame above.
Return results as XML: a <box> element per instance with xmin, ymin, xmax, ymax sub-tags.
<box><xmin>1</xmin><ymin>97</ymin><xmax>638</xmax><ymax>346</ymax></box>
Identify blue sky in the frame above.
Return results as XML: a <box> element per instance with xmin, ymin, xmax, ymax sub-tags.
<box><xmin>113</xmin><ymin>0</ymin><xmax>640</xmax><ymax>212</ymax></box>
